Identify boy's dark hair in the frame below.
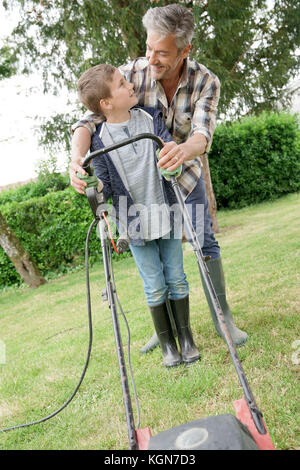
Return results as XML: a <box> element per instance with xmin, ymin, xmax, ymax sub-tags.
<box><xmin>77</xmin><ymin>64</ymin><xmax>116</xmax><ymax>115</ymax></box>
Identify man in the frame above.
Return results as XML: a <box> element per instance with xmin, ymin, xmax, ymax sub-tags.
<box><xmin>69</xmin><ymin>3</ymin><xmax>248</xmax><ymax>348</ymax></box>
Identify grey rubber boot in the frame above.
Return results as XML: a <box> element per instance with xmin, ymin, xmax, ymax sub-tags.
<box><xmin>201</xmin><ymin>257</ymin><xmax>248</xmax><ymax>346</ymax></box>
<box><xmin>169</xmin><ymin>295</ymin><xmax>201</xmax><ymax>364</ymax></box>
<box><xmin>148</xmin><ymin>302</ymin><xmax>182</xmax><ymax>367</ymax></box>
<box><xmin>140</xmin><ymin>300</ymin><xmax>176</xmax><ymax>354</ymax></box>
<box><xmin>139</xmin><ymin>331</ymin><xmax>159</xmax><ymax>354</ymax></box>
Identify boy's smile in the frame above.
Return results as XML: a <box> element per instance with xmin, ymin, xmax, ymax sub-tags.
<box><xmin>105</xmin><ymin>70</ymin><xmax>138</xmax><ymax>122</ymax></box>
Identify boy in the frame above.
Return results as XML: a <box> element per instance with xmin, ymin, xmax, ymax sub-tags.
<box><xmin>77</xmin><ymin>64</ymin><xmax>200</xmax><ymax>367</ymax></box>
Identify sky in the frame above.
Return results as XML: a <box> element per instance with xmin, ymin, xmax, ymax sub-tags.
<box><xmin>0</xmin><ymin>4</ymin><xmax>75</xmax><ymax>188</ymax></box>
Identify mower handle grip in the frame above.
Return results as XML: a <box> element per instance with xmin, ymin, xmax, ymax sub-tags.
<box><xmin>82</xmin><ymin>133</ymin><xmax>164</xmax><ymax>175</ymax></box>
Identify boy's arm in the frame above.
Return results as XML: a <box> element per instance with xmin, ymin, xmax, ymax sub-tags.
<box><xmin>69</xmin><ymin>127</ymin><xmax>92</xmax><ymax>194</ymax></box>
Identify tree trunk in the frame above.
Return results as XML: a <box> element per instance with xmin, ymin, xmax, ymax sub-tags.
<box><xmin>201</xmin><ymin>154</ymin><xmax>219</xmax><ymax>233</ymax></box>
<box><xmin>0</xmin><ymin>210</ymin><xmax>46</xmax><ymax>288</ymax></box>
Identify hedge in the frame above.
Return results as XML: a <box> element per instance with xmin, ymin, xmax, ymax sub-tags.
<box><xmin>0</xmin><ymin>111</ymin><xmax>299</xmax><ymax>287</ymax></box>
<box><xmin>209</xmin><ymin>112</ymin><xmax>300</xmax><ymax>209</ymax></box>
<box><xmin>0</xmin><ymin>188</ymin><xmax>104</xmax><ymax>287</ymax></box>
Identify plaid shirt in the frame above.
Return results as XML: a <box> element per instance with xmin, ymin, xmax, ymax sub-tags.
<box><xmin>73</xmin><ymin>58</ymin><xmax>220</xmax><ymax>198</ymax></box>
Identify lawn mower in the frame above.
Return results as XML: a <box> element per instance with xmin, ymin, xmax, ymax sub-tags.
<box><xmin>81</xmin><ymin>133</ymin><xmax>275</xmax><ymax>451</ymax></box>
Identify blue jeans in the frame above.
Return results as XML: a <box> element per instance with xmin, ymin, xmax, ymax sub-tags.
<box><xmin>185</xmin><ymin>174</ymin><xmax>220</xmax><ymax>260</ymax></box>
<box><xmin>129</xmin><ymin>237</ymin><xmax>189</xmax><ymax>307</ymax></box>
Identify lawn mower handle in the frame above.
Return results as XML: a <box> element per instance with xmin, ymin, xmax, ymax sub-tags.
<box><xmin>82</xmin><ymin>132</ymin><xmax>267</xmax><ymax>437</ymax></box>
<box><xmin>82</xmin><ymin>133</ymin><xmax>163</xmax><ymax>173</ymax></box>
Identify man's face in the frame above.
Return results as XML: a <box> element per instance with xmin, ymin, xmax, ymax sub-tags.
<box><xmin>146</xmin><ymin>32</ymin><xmax>190</xmax><ymax>81</ymax></box>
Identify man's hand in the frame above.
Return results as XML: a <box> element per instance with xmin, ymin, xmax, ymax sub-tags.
<box><xmin>157</xmin><ymin>134</ymin><xmax>208</xmax><ymax>171</ymax></box>
<box><xmin>157</xmin><ymin>141</ymin><xmax>186</xmax><ymax>172</ymax></box>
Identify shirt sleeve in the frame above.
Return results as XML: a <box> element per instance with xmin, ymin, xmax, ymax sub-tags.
<box><xmin>190</xmin><ymin>74</ymin><xmax>220</xmax><ymax>153</ymax></box>
<box><xmin>71</xmin><ymin>114</ymin><xmax>104</xmax><ymax>136</ymax></box>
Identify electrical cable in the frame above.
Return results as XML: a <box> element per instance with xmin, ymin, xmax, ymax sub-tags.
<box><xmin>108</xmin><ymin>238</ymin><xmax>140</xmax><ymax>429</ymax></box>
<box><xmin>0</xmin><ymin>218</ymin><xmax>97</xmax><ymax>433</ymax></box>
<box><xmin>1</xmin><ymin>215</ymin><xmax>140</xmax><ymax>435</ymax></box>
<box><xmin>103</xmin><ymin>213</ymin><xmax>119</xmax><ymax>254</ymax></box>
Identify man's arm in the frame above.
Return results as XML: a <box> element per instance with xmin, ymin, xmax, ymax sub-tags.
<box><xmin>157</xmin><ymin>133</ymin><xmax>207</xmax><ymax>172</ymax></box>
<box><xmin>158</xmin><ymin>70</ymin><xmax>220</xmax><ymax>171</ymax></box>
<box><xmin>69</xmin><ymin>127</ymin><xmax>92</xmax><ymax>194</ymax></box>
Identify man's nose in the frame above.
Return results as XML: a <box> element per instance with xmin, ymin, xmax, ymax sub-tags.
<box><xmin>147</xmin><ymin>51</ymin><xmax>158</xmax><ymax>65</ymax></box>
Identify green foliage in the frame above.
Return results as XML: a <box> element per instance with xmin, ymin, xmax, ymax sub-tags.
<box><xmin>2</xmin><ymin>0</ymin><xmax>300</xmax><ymax>152</ymax></box>
<box><xmin>39</xmin><ymin>112</ymin><xmax>76</xmax><ymax>154</ymax></box>
<box><xmin>209</xmin><ymin>112</ymin><xmax>300</xmax><ymax>208</ymax></box>
<box><xmin>0</xmin><ymin>174</ymin><xmax>69</xmax><ymax>205</ymax></box>
<box><xmin>0</xmin><ymin>188</ymin><xmax>101</xmax><ymax>287</ymax></box>
<box><xmin>0</xmin><ymin>45</ymin><xmax>18</xmax><ymax>80</ymax></box>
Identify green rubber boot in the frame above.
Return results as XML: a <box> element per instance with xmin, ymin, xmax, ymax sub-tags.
<box><xmin>140</xmin><ymin>300</ymin><xmax>176</xmax><ymax>354</ymax></box>
<box><xmin>202</xmin><ymin>257</ymin><xmax>248</xmax><ymax>346</ymax></box>
<box><xmin>148</xmin><ymin>302</ymin><xmax>182</xmax><ymax>367</ymax></box>
<box><xmin>169</xmin><ymin>296</ymin><xmax>201</xmax><ymax>364</ymax></box>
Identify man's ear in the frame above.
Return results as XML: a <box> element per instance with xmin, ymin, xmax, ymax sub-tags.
<box><xmin>181</xmin><ymin>44</ymin><xmax>191</xmax><ymax>59</ymax></box>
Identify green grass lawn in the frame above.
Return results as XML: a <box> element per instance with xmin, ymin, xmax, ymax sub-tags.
<box><xmin>0</xmin><ymin>193</ymin><xmax>299</xmax><ymax>450</ymax></box>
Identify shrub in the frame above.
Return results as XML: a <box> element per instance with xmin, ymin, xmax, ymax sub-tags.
<box><xmin>0</xmin><ymin>188</ymin><xmax>102</xmax><ymax>287</ymax></box>
<box><xmin>209</xmin><ymin>112</ymin><xmax>300</xmax><ymax>208</ymax></box>
<box><xmin>0</xmin><ymin>173</ymin><xmax>69</xmax><ymax>205</ymax></box>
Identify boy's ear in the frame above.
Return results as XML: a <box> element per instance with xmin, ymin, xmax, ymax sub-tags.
<box><xmin>100</xmin><ymin>97</ymin><xmax>111</xmax><ymax>111</ymax></box>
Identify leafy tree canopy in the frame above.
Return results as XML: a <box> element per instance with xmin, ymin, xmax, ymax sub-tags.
<box><xmin>2</xmin><ymin>0</ymin><xmax>300</xmax><ymax>148</ymax></box>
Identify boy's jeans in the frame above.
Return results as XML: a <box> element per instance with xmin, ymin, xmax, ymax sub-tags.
<box><xmin>130</xmin><ymin>237</ymin><xmax>189</xmax><ymax>307</ymax></box>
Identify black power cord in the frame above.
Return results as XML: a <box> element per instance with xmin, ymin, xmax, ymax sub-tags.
<box><xmin>0</xmin><ymin>218</ymin><xmax>96</xmax><ymax>433</ymax></box>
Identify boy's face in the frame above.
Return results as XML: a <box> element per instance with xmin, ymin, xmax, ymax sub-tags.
<box><xmin>107</xmin><ymin>70</ymin><xmax>138</xmax><ymax>111</ymax></box>
<box><xmin>146</xmin><ymin>32</ymin><xmax>190</xmax><ymax>81</ymax></box>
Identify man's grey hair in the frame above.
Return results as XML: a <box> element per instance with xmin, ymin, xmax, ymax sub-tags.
<box><xmin>142</xmin><ymin>3</ymin><xmax>194</xmax><ymax>50</ymax></box>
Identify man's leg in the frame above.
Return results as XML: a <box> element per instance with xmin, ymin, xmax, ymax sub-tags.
<box><xmin>141</xmin><ymin>175</ymin><xmax>247</xmax><ymax>353</ymax></box>
<box><xmin>184</xmin><ymin>175</ymin><xmax>248</xmax><ymax>346</ymax></box>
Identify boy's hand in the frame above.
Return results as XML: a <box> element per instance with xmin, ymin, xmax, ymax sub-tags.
<box><xmin>76</xmin><ymin>171</ymin><xmax>104</xmax><ymax>192</ymax></box>
<box><xmin>70</xmin><ymin>126</ymin><xmax>92</xmax><ymax>194</ymax></box>
<box><xmin>157</xmin><ymin>141</ymin><xmax>186</xmax><ymax>172</ymax></box>
<box><xmin>69</xmin><ymin>158</ymin><xmax>88</xmax><ymax>195</ymax></box>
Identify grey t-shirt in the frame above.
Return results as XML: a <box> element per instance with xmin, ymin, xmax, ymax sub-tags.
<box><xmin>104</xmin><ymin>109</ymin><xmax>170</xmax><ymax>240</ymax></box>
